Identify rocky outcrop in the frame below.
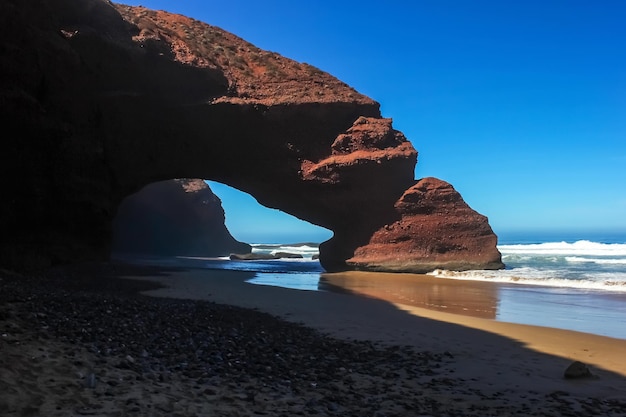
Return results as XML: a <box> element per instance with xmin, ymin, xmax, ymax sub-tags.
<box><xmin>0</xmin><ymin>0</ymin><xmax>502</xmax><ymax>272</ymax></box>
<box><xmin>112</xmin><ymin>179</ymin><xmax>250</xmax><ymax>257</ymax></box>
<box><xmin>346</xmin><ymin>178</ymin><xmax>503</xmax><ymax>273</ymax></box>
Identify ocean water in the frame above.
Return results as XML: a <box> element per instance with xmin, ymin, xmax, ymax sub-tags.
<box><xmin>429</xmin><ymin>238</ymin><xmax>626</xmax><ymax>292</ymax></box>
<box><xmin>241</xmin><ymin>234</ymin><xmax>626</xmax><ymax>340</ymax></box>
<box><xmin>123</xmin><ymin>243</ymin><xmax>326</xmax><ymax>291</ymax></box>
<box><xmin>236</xmin><ymin>244</ymin><xmax>324</xmax><ymax>291</ymax></box>
<box><xmin>242</xmin><ymin>234</ymin><xmax>626</xmax><ymax>294</ymax></box>
<box><xmin>114</xmin><ymin>233</ymin><xmax>626</xmax><ymax>339</ymax></box>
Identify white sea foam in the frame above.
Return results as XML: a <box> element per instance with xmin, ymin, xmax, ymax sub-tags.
<box><xmin>498</xmin><ymin>240</ymin><xmax>626</xmax><ymax>257</ymax></box>
<box><xmin>426</xmin><ymin>239</ymin><xmax>626</xmax><ymax>292</ymax></box>
<box><xmin>565</xmin><ymin>256</ymin><xmax>626</xmax><ymax>265</ymax></box>
<box><xmin>427</xmin><ymin>268</ymin><xmax>626</xmax><ymax>292</ymax></box>
<box><xmin>173</xmin><ymin>240</ymin><xmax>626</xmax><ymax>292</ymax></box>
<box><xmin>177</xmin><ymin>255</ymin><xmax>231</xmax><ymax>261</ymax></box>
<box><xmin>251</xmin><ymin>243</ymin><xmax>320</xmax><ymax>260</ymax></box>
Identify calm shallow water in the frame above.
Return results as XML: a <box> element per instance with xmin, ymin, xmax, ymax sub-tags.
<box><xmin>319</xmin><ymin>270</ymin><xmax>626</xmax><ymax>340</ymax></box>
<box><xmin>495</xmin><ymin>285</ymin><xmax>626</xmax><ymax>338</ymax></box>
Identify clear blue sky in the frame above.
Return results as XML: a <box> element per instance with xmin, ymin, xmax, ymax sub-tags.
<box><xmin>123</xmin><ymin>0</ymin><xmax>626</xmax><ymax>243</ymax></box>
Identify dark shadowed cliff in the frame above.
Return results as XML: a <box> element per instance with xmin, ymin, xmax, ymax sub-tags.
<box><xmin>0</xmin><ymin>0</ymin><xmax>502</xmax><ymax>272</ymax></box>
<box><xmin>111</xmin><ymin>179</ymin><xmax>250</xmax><ymax>257</ymax></box>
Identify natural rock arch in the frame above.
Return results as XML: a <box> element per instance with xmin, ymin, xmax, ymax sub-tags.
<box><xmin>0</xmin><ymin>0</ymin><xmax>503</xmax><ymax>272</ymax></box>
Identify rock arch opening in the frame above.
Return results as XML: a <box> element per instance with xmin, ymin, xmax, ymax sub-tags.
<box><xmin>111</xmin><ymin>179</ymin><xmax>332</xmax><ymax>263</ymax></box>
<box><xmin>206</xmin><ymin>181</ymin><xmax>333</xmax><ymax>245</ymax></box>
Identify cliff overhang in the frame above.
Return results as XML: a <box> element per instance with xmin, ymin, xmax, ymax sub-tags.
<box><xmin>0</xmin><ymin>0</ymin><xmax>503</xmax><ymax>272</ymax></box>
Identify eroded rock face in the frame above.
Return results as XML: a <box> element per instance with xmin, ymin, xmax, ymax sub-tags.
<box><xmin>0</xmin><ymin>0</ymin><xmax>502</xmax><ymax>272</ymax></box>
<box><xmin>112</xmin><ymin>179</ymin><xmax>250</xmax><ymax>257</ymax></box>
<box><xmin>347</xmin><ymin>178</ymin><xmax>503</xmax><ymax>273</ymax></box>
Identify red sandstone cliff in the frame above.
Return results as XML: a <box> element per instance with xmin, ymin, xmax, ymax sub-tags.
<box><xmin>347</xmin><ymin>178</ymin><xmax>503</xmax><ymax>273</ymax></box>
<box><xmin>0</xmin><ymin>0</ymin><xmax>502</xmax><ymax>272</ymax></box>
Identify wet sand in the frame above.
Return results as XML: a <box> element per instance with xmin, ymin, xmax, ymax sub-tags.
<box><xmin>320</xmin><ymin>271</ymin><xmax>501</xmax><ymax>319</ymax></box>
<box><xmin>2</xmin><ymin>264</ymin><xmax>626</xmax><ymax>416</ymax></box>
<box><xmin>321</xmin><ymin>272</ymin><xmax>626</xmax><ymax>375</ymax></box>
<box><xmin>320</xmin><ymin>271</ymin><xmax>626</xmax><ymax>340</ymax></box>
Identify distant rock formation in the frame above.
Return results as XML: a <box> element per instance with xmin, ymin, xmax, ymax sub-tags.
<box><xmin>230</xmin><ymin>253</ymin><xmax>278</xmax><ymax>261</ymax></box>
<box><xmin>229</xmin><ymin>252</ymin><xmax>304</xmax><ymax>261</ymax></box>
<box><xmin>0</xmin><ymin>0</ymin><xmax>503</xmax><ymax>272</ymax></box>
<box><xmin>274</xmin><ymin>252</ymin><xmax>304</xmax><ymax>259</ymax></box>
<box><xmin>112</xmin><ymin>179</ymin><xmax>250</xmax><ymax>257</ymax></box>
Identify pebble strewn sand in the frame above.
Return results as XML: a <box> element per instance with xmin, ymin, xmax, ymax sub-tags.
<box><xmin>1</xmin><ymin>263</ymin><xmax>625</xmax><ymax>416</ymax></box>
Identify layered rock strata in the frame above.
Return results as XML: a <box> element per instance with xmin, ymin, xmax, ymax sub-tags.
<box><xmin>0</xmin><ymin>0</ymin><xmax>502</xmax><ymax>272</ymax></box>
<box><xmin>347</xmin><ymin>178</ymin><xmax>503</xmax><ymax>273</ymax></box>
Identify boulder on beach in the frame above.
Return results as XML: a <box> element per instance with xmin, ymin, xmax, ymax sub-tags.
<box><xmin>564</xmin><ymin>361</ymin><xmax>594</xmax><ymax>379</ymax></box>
<box><xmin>345</xmin><ymin>177</ymin><xmax>503</xmax><ymax>273</ymax></box>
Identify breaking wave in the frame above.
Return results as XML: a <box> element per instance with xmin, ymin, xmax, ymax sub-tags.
<box><xmin>428</xmin><ymin>240</ymin><xmax>626</xmax><ymax>292</ymax></box>
<box><xmin>251</xmin><ymin>243</ymin><xmax>319</xmax><ymax>260</ymax></box>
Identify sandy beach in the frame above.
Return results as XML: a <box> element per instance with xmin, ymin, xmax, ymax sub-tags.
<box><xmin>2</xmin><ymin>263</ymin><xmax>625</xmax><ymax>416</ymax></box>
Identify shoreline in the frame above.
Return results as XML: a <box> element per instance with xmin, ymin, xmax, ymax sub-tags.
<box><xmin>319</xmin><ymin>271</ymin><xmax>626</xmax><ymax>340</ymax></box>
<box><xmin>2</xmin><ymin>263</ymin><xmax>626</xmax><ymax>416</ymax></box>
<box><xmin>116</xmin><ymin>253</ymin><xmax>626</xmax><ymax>340</ymax></box>
<box><xmin>134</xmin><ymin>268</ymin><xmax>626</xmax><ymax>380</ymax></box>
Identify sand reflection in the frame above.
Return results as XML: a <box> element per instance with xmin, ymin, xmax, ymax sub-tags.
<box><xmin>320</xmin><ymin>271</ymin><xmax>499</xmax><ymax>319</ymax></box>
